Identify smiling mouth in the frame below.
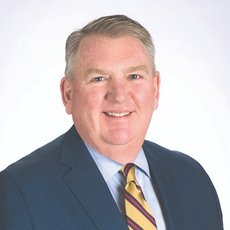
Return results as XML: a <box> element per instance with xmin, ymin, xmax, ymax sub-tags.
<box><xmin>104</xmin><ymin>112</ymin><xmax>131</xmax><ymax>117</ymax></box>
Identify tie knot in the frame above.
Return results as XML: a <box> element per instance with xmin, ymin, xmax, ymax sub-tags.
<box><xmin>120</xmin><ymin>163</ymin><xmax>137</xmax><ymax>183</ymax></box>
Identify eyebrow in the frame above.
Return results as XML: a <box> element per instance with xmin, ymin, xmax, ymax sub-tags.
<box><xmin>85</xmin><ymin>65</ymin><xmax>149</xmax><ymax>77</ymax></box>
<box><xmin>85</xmin><ymin>68</ymin><xmax>107</xmax><ymax>76</ymax></box>
<box><xmin>124</xmin><ymin>65</ymin><xmax>149</xmax><ymax>74</ymax></box>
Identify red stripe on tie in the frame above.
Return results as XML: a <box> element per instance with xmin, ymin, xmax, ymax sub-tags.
<box><xmin>127</xmin><ymin>216</ymin><xmax>143</xmax><ymax>230</ymax></box>
<box><xmin>124</xmin><ymin>163</ymin><xmax>134</xmax><ymax>176</ymax></box>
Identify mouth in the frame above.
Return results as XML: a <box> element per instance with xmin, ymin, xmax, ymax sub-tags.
<box><xmin>103</xmin><ymin>112</ymin><xmax>132</xmax><ymax>117</ymax></box>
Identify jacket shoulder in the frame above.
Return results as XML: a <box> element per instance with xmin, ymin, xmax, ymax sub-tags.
<box><xmin>143</xmin><ymin>139</ymin><xmax>217</xmax><ymax>194</ymax></box>
<box><xmin>1</xmin><ymin>133</ymin><xmax>65</xmax><ymax>177</ymax></box>
<box><xmin>143</xmin><ymin>140</ymin><xmax>196</xmax><ymax>165</ymax></box>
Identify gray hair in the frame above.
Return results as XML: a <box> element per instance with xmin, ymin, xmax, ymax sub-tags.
<box><xmin>65</xmin><ymin>15</ymin><xmax>156</xmax><ymax>81</ymax></box>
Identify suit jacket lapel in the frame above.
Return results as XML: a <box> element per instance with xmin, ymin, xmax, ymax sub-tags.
<box><xmin>59</xmin><ymin>126</ymin><xmax>128</xmax><ymax>230</ymax></box>
<box><xmin>143</xmin><ymin>142</ymin><xmax>186</xmax><ymax>230</ymax></box>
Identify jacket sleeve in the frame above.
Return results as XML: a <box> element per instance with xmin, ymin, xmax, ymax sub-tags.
<box><xmin>0</xmin><ymin>171</ymin><xmax>33</xmax><ymax>230</ymax></box>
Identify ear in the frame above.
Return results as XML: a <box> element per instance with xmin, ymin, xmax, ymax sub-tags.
<box><xmin>60</xmin><ymin>77</ymin><xmax>73</xmax><ymax>114</ymax></box>
<box><xmin>153</xmin><ymin>71</ymin><xmax>161</xmax><ymax>110</ymax></box>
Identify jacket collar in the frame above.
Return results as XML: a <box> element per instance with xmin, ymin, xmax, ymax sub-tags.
<box><xmin>143</xmin><ymin>141</ymin><xmax>186</xmax><ymax>230</ymax></box>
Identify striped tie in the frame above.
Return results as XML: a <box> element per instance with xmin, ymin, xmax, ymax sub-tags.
<box><xmin>120</xmin><ymin>163</ymin><xmax>157</xmax><ymax>230</ymax></box>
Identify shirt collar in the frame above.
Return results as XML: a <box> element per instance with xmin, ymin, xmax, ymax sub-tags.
<box><xmin>84</xmin><ymin>141</ymin><xmax>151</xmax><ymax>182</ymax></box>
<box><xmin>134</xmin><ymin>148</ymin><xmax>151</xmax><ymax>178</ymax></box>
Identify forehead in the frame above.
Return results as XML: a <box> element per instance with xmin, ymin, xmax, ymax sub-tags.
<box><xmin>76</xmin><ymin>35</ymin><xmax>150</xmax><ymax>67</ymax></box>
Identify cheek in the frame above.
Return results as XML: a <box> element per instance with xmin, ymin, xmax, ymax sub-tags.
<box><xmin>132</xmin><ymin>85</ymin><xmax>155</xmax><ymax>109</ymax></box>
<box><xmin>84</xmin><ymin>89</ymin><xmax>105</xmax><ymax>112</ymax></box>
<box><xmin>72</xmin><ymin>87</ymin><xmax>104</xmax><ymax>114</ymax></box>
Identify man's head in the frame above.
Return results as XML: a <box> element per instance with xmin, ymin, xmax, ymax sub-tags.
<box><xmin>65</xmin><ymin>15</ymin><xmax>156</xmax><ymax>81</ymax></box>
<box><xmin>61</xmin><ymin>15</ymin><xmax>160</xmax><ymax>163</ymax></box>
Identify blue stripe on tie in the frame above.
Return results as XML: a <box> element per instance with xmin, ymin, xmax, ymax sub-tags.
<box><xmin>132</xmin><ymin>182</ymin><xmax>146</xmax><ymax>200</ymax></box>
<box><xmin>127</xmin><ymin>216</ymin><xmax>144</xmax><ymax>230</ymax></box>
<box><xmin>125</xmin><ymin>190</ymin><xmax>157</xmax><ymax>228</ymax></box>
<box><xmin>124</xmin><ymin>163</ymin><xmax>135</xmax><ymax>177</ymax></box>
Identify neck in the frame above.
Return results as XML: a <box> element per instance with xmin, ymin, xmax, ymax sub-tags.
<box><xmin>85</xmin><ymin>137</ymin><xmax>145</xmax><ymax>165</ymax></box>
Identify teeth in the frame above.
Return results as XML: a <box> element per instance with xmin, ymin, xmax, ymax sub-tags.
<box><xmin>105</xmin><ymin>112</ymin><xmax>131</xmax><ymax>117</ymax></box>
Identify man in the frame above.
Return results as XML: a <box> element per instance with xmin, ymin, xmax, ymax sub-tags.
<box><xmin>0</xmin><ymin>15</ymin><xmax>223</xmax><ymax>230</ymax></box>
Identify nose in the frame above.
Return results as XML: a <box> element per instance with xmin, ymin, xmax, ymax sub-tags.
<box><xmin>105</xmin><ymin>78</ymin><xmax>129</xmax><ymax>103</ymax></box>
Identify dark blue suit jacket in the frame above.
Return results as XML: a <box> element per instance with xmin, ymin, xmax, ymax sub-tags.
<box><xmin>0</xmin><ymin>126</ymin><xmax>223</xmax><ymax>229</ymax></box>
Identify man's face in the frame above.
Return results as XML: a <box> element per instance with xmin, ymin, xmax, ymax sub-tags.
<box><xmin>61</xmin><ymin>35</ymin><xmax>160</xmax><ymax>154</ymax></box>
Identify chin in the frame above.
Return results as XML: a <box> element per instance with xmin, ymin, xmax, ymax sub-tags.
<box><xmin>103</xmin><ymin>130</ymin><xmax>139</xmax><ymax>146</ymax></box>
<box><xmin>107</xmin><ymin>139</ymin><xmax>132</xmax><ymax>146</ymax></box>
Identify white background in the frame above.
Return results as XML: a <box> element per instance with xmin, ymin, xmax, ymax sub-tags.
<box><xmin>0</xmin><ymin>0</ymin><xmax>229</xmax><ymax>228</ymax></box>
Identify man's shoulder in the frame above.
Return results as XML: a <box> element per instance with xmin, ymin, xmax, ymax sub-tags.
<box><xmin>143</xmin><ymin>139</ymin><xmax>187</xmax><ymax>158</ymax></box>
<box><xmin>1</xmin><ymin>132</ymin><xmax>66</xmax><ymax>178</ymax></box>
<box><xmin>143</xmin><ymin>140</ymin><xmax>200</xmax><ymax>168</ymax></box>
<box><xmin>143</xmin><ymin>139</ymin><xmax>214</xmax><ymax>193</ymax></box>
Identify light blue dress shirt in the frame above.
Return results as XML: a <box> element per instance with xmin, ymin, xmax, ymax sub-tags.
<box><xmin>84</xmin><ymin>142</ymin><xmax>166</xmax><ymax>230</ymax></box>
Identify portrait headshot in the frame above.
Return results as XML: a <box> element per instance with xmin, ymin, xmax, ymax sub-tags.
<box><xmin>0</xmin><ymin>0</ymin><xmax>229</xmax><ymax>229</ymax></box>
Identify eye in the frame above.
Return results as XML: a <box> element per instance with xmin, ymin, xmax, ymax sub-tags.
<box><xmin>94</xmin><ymin>76</ymin><xmax>104</xmax><ymax>81</ymax></box>
<box><xmin>130</xmin><ymin>74</ymin><xmax>140</xmax><ymax>79</ymax></box>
